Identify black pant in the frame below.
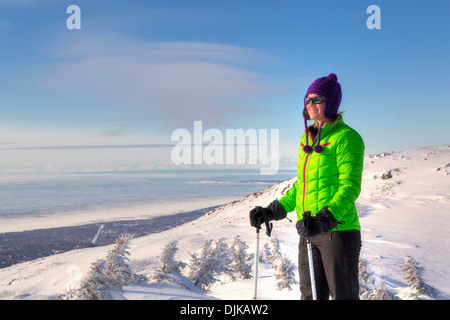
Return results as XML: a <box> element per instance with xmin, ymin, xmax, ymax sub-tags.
<box><xmin>298</xmin><ymin>230</ymin><xmax>361</xmax><ymax>300</ymax></box>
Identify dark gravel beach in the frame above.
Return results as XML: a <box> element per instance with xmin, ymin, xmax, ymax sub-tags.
<box><xmin>0</xmin><ymin>206</ymin><xmax>217</xmax><ymax>269</ymax></box>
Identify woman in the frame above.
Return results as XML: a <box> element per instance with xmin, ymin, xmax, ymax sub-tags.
<box><xmin>250</xmin><ymin>73</ymin><xmax>365</xmax><ymax>300</ymax></box>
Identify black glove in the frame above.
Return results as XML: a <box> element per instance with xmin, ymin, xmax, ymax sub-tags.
<box><xmin>296</xmin><ymin>206</ymin><xmax>340</xmax><ymax>238</ymax></box>
<box><xmin>249</xmin><ymin>206</ymin><xmax>271</xmax><ymax>229</ymax></box>
<box><xmin>249</xmin><ymin>200</ymin><xmax>287</xmax><ymax>233</ymax></box>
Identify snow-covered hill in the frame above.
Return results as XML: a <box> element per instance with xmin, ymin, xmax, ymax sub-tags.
<box><xmin>1</xmin><ymin>145</ymin><xmax>449</xmax><ymax>300</ymax></box>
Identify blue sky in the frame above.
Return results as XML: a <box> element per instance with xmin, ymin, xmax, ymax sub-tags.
<box><xmin>0</xmin><ymin>0</ymin><xmax>449</xmax><ymax>172</ymax></box>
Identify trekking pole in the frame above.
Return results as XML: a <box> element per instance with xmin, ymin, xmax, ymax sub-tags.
<box><xmin>252</xmin><ymin>208</ymin><xmax>273</xmax><ymax>300</ymax></box>
<box><xmin>306</xmin><ymin>237</ymin><xmax>317</xmax><ymax>300</ymax></box>
<box><xmin>252</xmin><ymin>221</ymin><xmax>261</xmax><ymax>300</ymax></box>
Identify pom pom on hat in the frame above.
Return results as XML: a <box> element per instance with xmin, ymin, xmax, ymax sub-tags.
<box><xmin>328</xmin><ymin>73</ymin><xmax>337</xmax><ymax>81</ymax></box>
<box><xmin>303</xmin><ymin>145</ymin><xmax>313</xmax><ymax>154</ymax></box>
<box><xmin>313</xmin><ymin>145</ymin><xmax>323</xmax><ymax>153</ymax></box>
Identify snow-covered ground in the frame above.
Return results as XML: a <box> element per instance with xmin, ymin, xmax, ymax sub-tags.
<box><xmin>0</xmin><ymin>145</ymin><xmax>449</xmax><ymax>300</ymax></box>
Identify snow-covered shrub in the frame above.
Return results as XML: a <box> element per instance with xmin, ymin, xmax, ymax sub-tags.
<box><xmin>229</xmin><ymin>236</ymin><xmax>252</xmax><ymax>280</ymax></box>
<box><xmin>260</xmin><ymin>242</ymin><xmax>271</xmax><ymax>262</ymax></box>
<box><xmin>267</xmin><ymin>237</ymin><xmax>282</xmax><ymax>266</ymax></box>
<box><xmin>358</xmin><ymin>259</ymin><xmax>396</xmax><ymax>300</ymax></box>
<box><xmin>358</xmin><ymin>259</ymin><xmax>372</xmax><ymax>295</ymax></box>
<box><xmin>70</xmin><ymin>258</ymin><xmax>113</xmax><ymax>300</ymax></box>
<box><xmin>158</xmin><ymin>240</ymin><xmax>186</xmax><ymax>274</ymax></box>
<box><xmin>67</xmin><ymin>234</ymin><xmax>145</xmax><ymax>300</ymax></box>
<box><xmin>259</xmin><ymin>236</ymin><xmax>284</xmax><ymax>264</ymax></box>
<box><xmin>273</xmin><ymin>255</ymin><xmax>298</xmax><ymax>291</ymax></box>
<box><xmin>187</xmin><ymin>238</ymin><xmax>231</xmax><ymax>292</ymax></box>
<box><xmin>104</xmin><ymin>234</ymin><xmax>145</xmax><ymax>287</ymax></box>
<box><xmin>403</xmin><ymin>255</ymin><xmax>428</xmax><ymax>299</ymax></box>
<box><xmin>256</xmin><ymin>236</ymin><xmax>298</xmax><ymax>291</ymax></box>
<box><xmin>364</xmin><ymin>281</ymin><xmax>397</xmax><ymax>300</ymax></box>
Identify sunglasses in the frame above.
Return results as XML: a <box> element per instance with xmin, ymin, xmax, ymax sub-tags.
<box><xmin>305</xmin><ymin>96</ymin><xmax>325</xmax><ymax>105</ymax></box>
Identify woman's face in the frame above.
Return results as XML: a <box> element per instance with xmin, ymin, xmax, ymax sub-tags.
<box><xmin>306</xmin><ymin>93</ymin><xmax>325</xmax><ymax>122</ymax></box>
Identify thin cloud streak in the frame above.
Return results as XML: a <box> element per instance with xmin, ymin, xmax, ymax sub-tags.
<box><xmin>0</xmin><ymin>144</ymin><xmax>176</xmax><ymax>151</ymax></box>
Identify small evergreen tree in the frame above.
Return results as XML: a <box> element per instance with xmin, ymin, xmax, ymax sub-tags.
<box><xmin>73</xmin><ymin>259</ymin><xmax>113</xmax><ymax>300</ymax></box>
<box><xmin>260</xmin><ymin>242</ymin><xmax>271</xmax><ymax>262</ymax></box>
<box><xmin>103</xmin><ymin>234</ymin><xmax>143</xmax><ymax>288</ymax></box>
<box><xmin>229</xmin><ymin>236</ymin><xmax>252</xmax><ymax>280</ymax></box>
<box><xmin>212</xmin><ymin>238</ymin><xmax>231</xmax><ymax>267</ymax></box>
<box><xmin>188</xmin><ymin>240</ymin><xmax>214</xmax><ymax>289</ymax></box>
<box><xmin>68</xmin><ymin>234</ymin><xmax>145</xmax><ymax>300</ymax></box>
<box><xmin>158</xmin><ymin>240</ymin><xmax>186</xmax><ymax>274</ymax></box>
<box><xmin>187</xmin><ymin>238</ymin><xmax>231</xmax><ymax>292</ymax></box>
<box><xmin>403</xmin><ymin>255</ymin><xmax>427</xmax><ymax>298</ymax></box>
<box><xmin>358</xmin><ymin>259</ymin><xmax>371</xmax><ymax>296</ymax></box>
<box><xmin>273</xmin><ymin>255</ymin><xmax>298</xmax><ymax>291</ymax></box>
<box><xmin>268</xmin><ymin>237</ymin><xmax>281</xmax><ymax>266</ymax></box>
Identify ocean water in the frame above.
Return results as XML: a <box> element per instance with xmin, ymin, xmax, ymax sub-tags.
<box><xmin>0</xmin><ymin>169</ymin><xmax>296</xmax><ymax>221</ymax></box>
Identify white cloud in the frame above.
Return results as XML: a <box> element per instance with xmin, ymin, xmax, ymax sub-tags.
<box><xmin>33</xmin><ymin>36</ymin><xmax>282</xmax><ymax>129</ymax></box>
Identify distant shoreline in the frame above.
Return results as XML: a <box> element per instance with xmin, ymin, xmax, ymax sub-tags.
<box><xmin>0</xmin><ymin>205</ymin><xmax>219</xmax><ymax>269</ymax></box>
<box><xmin>0</xmin><ymin>195</ymin><xmax>241</xmax><ymax>233</ymax></box>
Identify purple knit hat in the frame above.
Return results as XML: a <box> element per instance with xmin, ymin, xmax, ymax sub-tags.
<box><xmin>302</xmin><ymin>73</ymin><xmax>342</xmax><ymax>154</ymax></box>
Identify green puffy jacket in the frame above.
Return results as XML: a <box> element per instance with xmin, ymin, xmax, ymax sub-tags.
<box><xmin>278</xmin><ymin>115</ymin><xmax>365</xmax><ymax>231</ymax></box>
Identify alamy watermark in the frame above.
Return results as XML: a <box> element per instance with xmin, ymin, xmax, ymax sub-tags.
<box><xmin>171</xmin><ymin>121</ymin><xmax>280</xmax><ymax>175</ymax></box>
<box><xmin>366</xmin><ymin>5</ymin><xmax>381</xmax><ymax>30</ymax></box>
<box><xmin>66</xmin><ymin>5</ymin><xmax>81</xmax><ymax>30</ymax></box>
<box><xmin>66</xmin><ymin>264</ymin><xmax>82</xmax><ymax>292</ymax></box>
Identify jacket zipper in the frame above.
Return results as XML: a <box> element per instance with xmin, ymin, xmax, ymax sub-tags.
<box><xmin>300</xmin><ymin>140</ymin><xmax>331</xmax><ymax>214</ymax></box>
<box><xmin>302</xmin><ymin>152</ymin><xmax>310</xmax><ymax>213</ymax></box>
